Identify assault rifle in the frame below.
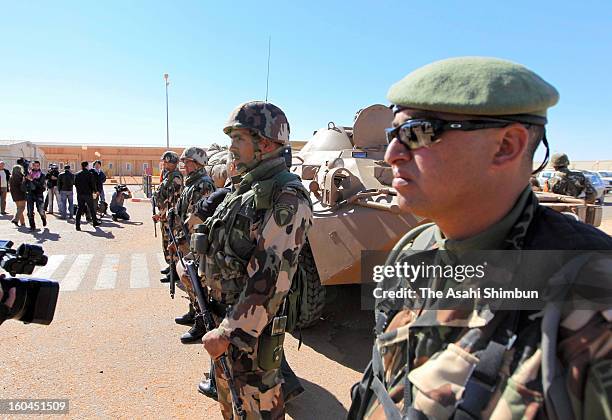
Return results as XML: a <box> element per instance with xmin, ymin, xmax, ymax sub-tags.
<box><xmin>151</xmin><ymin>195</ymin><xmax>158</xmax><ymax>238</ymax></box>
<box><xmin>165</xmin><ymin>209</ymin><xmax>176</xmax><ymax>300</ymax></box>
<box><xmin>167</xmin><ymin>210</ymin><xmax>246</xmax><ymax>420</ymax></box>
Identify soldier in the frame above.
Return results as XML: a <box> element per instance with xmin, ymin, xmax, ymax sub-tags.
<box><xmin>544</xmin><ymin>153</ymin><xmax>597</xmax><ymax>203</ymax></box>
<box><xmin>193</xmin><ymin>160</ymin><xmax>306</xmax><ymax>405</ymax></box>
<box><xmin>348</xmin><ymin>57</ymin><xmax>612</xmax><ymax>419</ymax></box>
<box><xmin>152</xmin><ymin>151</ymin><xmax>183</xmax><ymax>284</ymax></box>
<box><xmin>198</xmin><ymin>101</ymin><xmax>312</xmax><ymax>419</ymax></box>
<box><xmin>169</xmin><ymin>147</ymin><xmax>215</xmax><ymax>343</ymax></box>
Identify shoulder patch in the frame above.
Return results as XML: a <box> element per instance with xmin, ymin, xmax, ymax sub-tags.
<box><xmin>273</xmin><ymin>191</ymin><xmax>298</xmax><ymax>226</ymax></box>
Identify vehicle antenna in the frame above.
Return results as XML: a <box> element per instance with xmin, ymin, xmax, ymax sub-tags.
<box><xmin>265</xmin><ymin>36</ymin><xmax>271</xmax><ymax>102</ymax></box>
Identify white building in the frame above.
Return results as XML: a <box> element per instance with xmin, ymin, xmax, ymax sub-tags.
<box><xmin>0</xmin><ymin>140</ymin><xmax>47</xmax><ymax>171</ymax></box>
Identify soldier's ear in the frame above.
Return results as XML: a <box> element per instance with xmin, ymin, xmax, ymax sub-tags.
<box><xmin>491</xmin><ymin>124</ymin><xmax>529</xmax><ymax>169</ymax></box>
<box><xmin>258</xmin><ymin>138</ymin><xmax>277</xmax><ymax>154</ymax></box>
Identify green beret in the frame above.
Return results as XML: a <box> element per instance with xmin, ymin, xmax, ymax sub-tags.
<box><xmin>387</xmin><ymin>57</ymin><xmax>559</xmax><ymax>123</ymax></box>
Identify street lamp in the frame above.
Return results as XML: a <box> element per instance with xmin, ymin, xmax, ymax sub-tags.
<box><xmin>164</xmin><ymin>73</ymin><xmax>170</xmax><ymax>149</ymax></box>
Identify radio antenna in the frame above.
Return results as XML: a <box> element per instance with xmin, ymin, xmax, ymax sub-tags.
<box><xmin>265</xmin><ymin>35</ymin><xmax>271</xmax><ymax>102</ymax></box>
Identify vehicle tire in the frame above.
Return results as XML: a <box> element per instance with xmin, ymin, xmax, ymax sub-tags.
<box><xmin>296</xmin><ymin>241</ymin><xmax>326</xmax><ymax>329</ymax></box>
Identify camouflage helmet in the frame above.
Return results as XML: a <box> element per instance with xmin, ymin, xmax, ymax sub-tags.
<box><xmin>551</xmin><ymin>153</ymin><xmax>570</xmax><ymax>168</ymax></box>
<box><xmin>223</xmin><ymin>101</ymin><xmax>290</xmax><ymax>145</ymax></box>
<box><xmin>160</xmin><ymin>151</ymin><xmax>179</xmax><ymax>164</ymax></box>
<box><xmin>180</xmin><ymin>147</ymin><xmax>208</xmax><ymax>165</ymax></box>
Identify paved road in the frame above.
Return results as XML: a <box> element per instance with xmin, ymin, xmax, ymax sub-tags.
<box><xmin>0</xmin><ymin>187</ymin><xmax>367</xmax><ymax>419</ymax></box>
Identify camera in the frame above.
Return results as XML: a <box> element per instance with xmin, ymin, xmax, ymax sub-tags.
<box><xmin>16</xmin><ymin>157</ymin><xmax>31</xmax><ymax>172</ymax></box>
<box><xmin>114</xmin><ymin>184</ymin><xmax>129</xmax><ymax>193</ymax></box>
<box><xmin>0</xmin><ymin>240</ymin><xmax>59</xmax><ymax>325</ymax></box>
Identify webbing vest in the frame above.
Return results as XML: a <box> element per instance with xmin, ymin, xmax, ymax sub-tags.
<box><xmin>156</xmin><ymin>169</ymin><xmax>182</xmax><ymax>206</ymax></box>
<box><xmin>177</xmin><ymin>170</ymin><xmax>215</xmax><ymax>219</ymax></box>
<box><xmin>201</xmin><ymin>159</ymin><xmax>310</xmax><ymax>304</ymax></box>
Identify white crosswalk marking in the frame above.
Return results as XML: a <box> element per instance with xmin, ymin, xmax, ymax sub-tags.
<box><xmin>32</xmin><ymin>254</ymin><xmax>66</xmax><ymax>279</ymax></box>
<box><xmin>95</xmin><ymin>254</ymin><xmax>120</xmax><ymax>290</ymax></box>
<box><xmin>37</xmin><ymin>252</ymin><xmax>176</xmax><ymax>292</ymax></box>
<box><xmin>130</xmin><ymin>253</ymin><xmax>149</xmax><ymax>289</ymax></box>
<box><xmin>61</xmin><ymin>254</ymin><xmax>94</xmax><ymax>291</ymax></box>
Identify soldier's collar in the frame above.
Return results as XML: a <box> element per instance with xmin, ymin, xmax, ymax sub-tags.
<box><xmin>238</xmin><ymin>157</ymin><xmax>287</xmax><ymax>190</ymax></box>
<box><xmin>436</xmin><ymin>186</ymin><xmax>533</xmax><ymax>252</ymax></box>
<box><xmin>185</xmin><ymin>167</ymin><xmax>205</xmax><ymax>183</ymax></box>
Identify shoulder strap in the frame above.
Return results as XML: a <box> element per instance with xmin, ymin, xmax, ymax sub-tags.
<box><xmin>384</xmin><ymin>222</ymin><xmax>435</xmax><ymax>266</ymax></box>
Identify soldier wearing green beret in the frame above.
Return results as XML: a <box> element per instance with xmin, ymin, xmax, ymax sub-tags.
<box><xmin>544</xmin><ymin>153</ymin><xmax>597</xmax><ymax>203</ymax></box>
<box><xmin>349</xmin><ymin>57</ymin><xmax>612</xmax><ymax>419</ymax></box>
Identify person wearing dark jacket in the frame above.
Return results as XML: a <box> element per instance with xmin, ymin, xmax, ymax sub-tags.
<box><xmin>90</xmin><ymin>160</ymin><xmax>107</xmax><ymax>217</ymax></box>
<box><xmin>57</xmin><ymin>165</ymin><xmax>75</xmax><ymax>219</ymax></box>
<box><xmin>0</xmin><ymin>161</ymin><xmax>10</xmax><ymax>215</ymax></box>
<box><xmin>44</xmin><ymin>164</ymin><xmax>60</xmax><ymax>214</ymax></box>
<box><xmin>91</xmin><ymin>160</ymin><xmax>107</xmax><ymax>201</ymax></box>
<box><xmin>74</xmin><ymin>161</ymin><xmax>100</xmax><ymax>231</ymax></box>
<box><xmin>22</xmin><ymin>160</ymin><xmax>47</xmax><ymax>231</ymax></box>
<box><xmin>9</xmin><ymin>165</ymin><xmax>26</xmax><ymax>226</ymax></box>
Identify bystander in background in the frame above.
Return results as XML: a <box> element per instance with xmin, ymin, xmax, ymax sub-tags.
<box><xmin>9</xmin><ymin>165</ymin><xmax>25</xmax><ymax>227</ymax></box>
<box><xmin>0</xmin><ymin>161</ymin><xmax>10</xmax><ymax>215</ymax></box>
<box><xmin>57</xmin><ymin>164</ymin><xmax>75</xmax><ymax>219</ymax></box>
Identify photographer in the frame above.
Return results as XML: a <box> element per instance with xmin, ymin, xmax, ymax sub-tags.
<box><xmin>110</xmin><ymin>184</ymin><xmax>132</xmax><ymax>221</ymax></box>
<box><xmin>44</xmin><ymin>164</ymin><xmax>60</xmax><ymax>214</ymax></box>
<box><xmin>74</xmin><ymin>161</ymin><xmax>100</xmax><ymax>231</ymax></box>
<box><xmin>23</xmin><ymin>160</ymin><xmax>47</xmax><ymax>231</ymax></box>
<box><xmin>0</xmin><ymin>282</ymin><xmax>16</xmax><ymax>325</ymax></box>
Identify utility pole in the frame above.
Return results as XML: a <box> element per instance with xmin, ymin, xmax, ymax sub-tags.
<box><xmin>164</xmin><ymin>73</ymin><xmax>170</xmax><ymax>149</ymax></box>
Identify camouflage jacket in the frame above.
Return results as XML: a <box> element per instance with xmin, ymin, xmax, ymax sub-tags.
<box><xmin>173</xmin><ymin>167</ymin><xmax>215</xmax><ymax>241</ymax></box>
<box><xmin>359</xmin><ymin>187</ymin><xmax>612</xmax><ymax>420</ymax></box>
<box><xmin>544</xmin><ymin>168</ymin><xmax>597</xmax><ymax>203</ymax></box>
<box><xmin>202</xmin><ymin>157</ymin><xmax>313</xmax><ymax>353</ymax></box>
<box><xmin>154</xmin><ymin>168</ymin><xmax>183</xmax><ymax>214</ymax></box>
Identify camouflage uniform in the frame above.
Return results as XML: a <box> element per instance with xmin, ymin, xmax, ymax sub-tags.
<box><xmin>544</xmin><ymin>154</ymin><xmax>597</xmax><ymax>203</ymax></box>
<box><xmin>172</xmin><ymin>147</ymin><xmax>216</xmax><ymax>303</ymax></box>
<box><xmin>200</xmin><ymin>102</ymin><xmax>312</xmax><ymax>419</ymax></box>
<box><xmin>154</xmin><ymin>152</ymin><xmax>183</xmax><ymax>265</ymax></box>
<box><xmin>353</xmin><ymin>187</ymin><xmax>612</xmax><ymax>420</ymax></box>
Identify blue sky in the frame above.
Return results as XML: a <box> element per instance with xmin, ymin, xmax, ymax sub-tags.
<box><xmin>1</xmin><ymin>0</ymin><xmax>610</xmax><ymax>161</ymax></box>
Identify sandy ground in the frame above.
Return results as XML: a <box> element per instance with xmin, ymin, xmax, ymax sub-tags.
<box><xmin>0</xmin><ymin>187</ymin><xmax>371</xmax><ymax>419</ymax></box>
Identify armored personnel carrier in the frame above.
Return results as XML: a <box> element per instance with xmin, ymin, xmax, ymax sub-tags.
<box><xmin>535</xmin><ymin>191</ymin><xmax>602</xmax><ymax>226</ymax></box>
<box><xmin>290</xmin><ymin>104</ymin><xmax>423</xmax><ymax>327</ymax></box>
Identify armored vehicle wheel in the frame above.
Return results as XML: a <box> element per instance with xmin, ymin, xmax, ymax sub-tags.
<box><xmin>296</xmin><ymin>241</ymin><xmax>326</xmax><ymax>329</ymax></box>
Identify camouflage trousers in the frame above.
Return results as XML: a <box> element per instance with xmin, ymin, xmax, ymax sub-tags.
<box><xmin>160</xmin><ymin>220</ymin><xmax>171</xmax><ymax>264</ymax></box>
<box><xmin>211</xmin><ymin>314</ymin><xmax>285</xmax><ymax>420</ymax></box>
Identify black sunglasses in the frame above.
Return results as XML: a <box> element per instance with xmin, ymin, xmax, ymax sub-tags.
<box><xmin>385</xmin><ymin>119</ymin><xmax>513</xmax><ymax>150</ymax></box>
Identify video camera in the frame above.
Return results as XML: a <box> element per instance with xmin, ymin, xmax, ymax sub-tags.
<box><xmin>16</xmin><ymin>157</ymin><xmax>30</xmax><ymax>172</ymax></box>
<box><xmin>0</xmin><ymin>240</ymin><xmax>59</xmax><ymax>325</ymax></box>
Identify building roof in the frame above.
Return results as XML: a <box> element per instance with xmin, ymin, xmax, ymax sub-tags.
<box><xmin>0</xmin><ymin>139</ymin><xmax>36</xmax><ymax>146</ymax></box>
<box><xmin>33</xmin><ymin>141</ymin><xmax>192</xmax><ymax>149</ymax></box>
